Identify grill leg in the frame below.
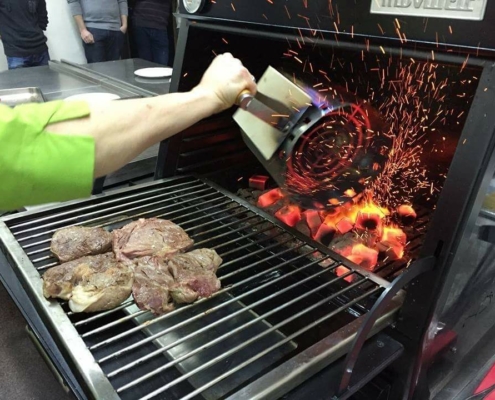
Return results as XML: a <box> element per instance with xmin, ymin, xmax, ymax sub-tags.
<box><xmin>336</xmin><ymin>256</ymin><xmax>436</xmax><ymax>397</ymax></box>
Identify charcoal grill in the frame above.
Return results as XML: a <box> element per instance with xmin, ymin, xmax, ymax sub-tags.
<box><xmin>0</xmin><ymin>176</ymin><xmax>407</xmax><ymax>399</ymax></box>
<box><xmin>3</xmin><ymin>1</ymin><xmax>495</xmax><ymax>399</ymax></box>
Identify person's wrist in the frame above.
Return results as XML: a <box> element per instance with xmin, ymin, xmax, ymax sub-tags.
<box><xmin>192</xmin><ymin>85</ymin><xmax>225</xmax><ymax>114</ymax></box>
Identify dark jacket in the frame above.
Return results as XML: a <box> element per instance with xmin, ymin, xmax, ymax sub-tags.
<box><xmin>131</xmin><ymin>0</ymin><xmax>171</xmax><ymax>31</ymax></box>
<box><xmin>0</xmin><ymin>0</ymin><xmax>48</xmax><ymax>57</ymax></box>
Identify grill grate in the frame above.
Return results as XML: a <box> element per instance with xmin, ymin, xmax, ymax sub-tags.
<box><xmin>0</xmin><ymin>176</ymin><xmax>396</xmax><ymax>400</ymax></box>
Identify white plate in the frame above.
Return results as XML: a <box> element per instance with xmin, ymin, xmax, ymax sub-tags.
<box><xmin>65</xmin><ymin>93</ymin><xmax>121</xmax><ymax>102</ymax></box>
<box><xmin>134</xmin><ymin>67</ymin><xmax>173</xmax><ymax>78</ymax></box>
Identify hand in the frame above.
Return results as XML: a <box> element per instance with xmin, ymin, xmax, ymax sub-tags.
<box><xmin>194</xmin><ymin>53</ymin><xmax>257</xmax><ymax>113</ymax></box>
<box><xmin>81</xmin><ymin>29</ymin><xmax>94</xmax><ymax>44</ymax></box>
<box><xmin>120</xmin><ymin>25</ymin><xmax>127</xmax><ymax>34</ymax></box>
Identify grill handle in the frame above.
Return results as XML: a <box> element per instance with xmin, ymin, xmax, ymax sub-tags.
<box><xmin>336</xmin><ymin>256</ymin><xmax>436</xmax><ymax>397</ymax></box>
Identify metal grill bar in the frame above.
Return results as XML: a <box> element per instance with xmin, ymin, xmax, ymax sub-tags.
<box><xmin>99</xmin><ymin>254</ymin><xmax>333</xmax><ymax>363</ymax></box>
<box><xmin>175</xmin><ymin>287</ymin><xmax>381</xmax><ymax>400</ymax></box>
<box><xmin>20</xmin><ymin>191</ymin><xmax>224</xmax><ymax>244</ymax></box>
<box><xmin>91</xmin><ymin>250</ymin><xmax>315</xmax><ymax>352</ymax></box>
<box><xmin>82</xmin><ymin>238</ymin><xmax>302</xmax><ymax>340</ymax></box>
<box><xmin>0</xmin><ymin>176</ymin><xmax>398</xmax><ymax>400</ymax></box>
<box><xmin>135</xmin><ymin>280</ymin><xmax>377</xmax><ymax>399</ymax></box>
<box><xmin>108</xmin><ymin>258</ymin><xmax>339</xmax><ymax>378</ymax></box>
<box><xmin>27</xmin><ymin>205</ymin><xmax>249</xmax><ymax>260</ymax></box>
<box><xmin>9</xmin><ymin>179</ymin><xmax>198</xmax><ymax>231</ymax></box>
<box><xmin>15</xmin><ymin>183</ymin><xmax>211</xmax><ymax>236</ymax></box>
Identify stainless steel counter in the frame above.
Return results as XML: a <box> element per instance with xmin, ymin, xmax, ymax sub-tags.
<box><xmin>0</xmin><ymin>58</ymin><xmax>170</xmax><ymax>101</ymax></box>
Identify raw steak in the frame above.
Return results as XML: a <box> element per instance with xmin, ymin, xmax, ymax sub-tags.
<box><xmin>132</xmin><ymin>257</ymin><xmax>175</xmax><ymax>315</ymax></box>
<box><xmin>113</xmin><ymin>218</ymin><xmax>193</xmax><ymax>261</ymax></box>
<box><xmin>51</xmin><ymin>226</ymin><xmax>113</xmax><ymax>262</ymax></box>
<box><xmin>42</xmin><ymin>253</ymin><xmax>133</xmax><ymax>313</ymax></box>
<box><xmin>168</xmin><ymin>249</ymin><xmax>222</xmax><ymax>304</ymax></box>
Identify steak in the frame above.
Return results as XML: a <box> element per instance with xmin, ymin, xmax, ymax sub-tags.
<box><xmin>42</xmin><ymin>253</ymin><xmax>133</xmax><ymax>313</ymax></box>
<box><xmin>169</xmin><ymin>249</ymin><xmax>222</xmax><ymax>304</ymax></box>
<box><xmin>132</xmin><ymin>249</ymin><xmax>223</xmax><ymax>314</ymax></box>
<box><xmin>113</xmin><ymin>218</ymin><xmax>194</xmax><ymax>262</ymax></box>
<box><xmin>51</xmin><ymin>226</ymin><xmax>113</xmax><ymax>262</ymax></box>
<box><xmin>132</xmin><ymin>257</ymin><xmax>175</xmax><ymax>315</ymax></box>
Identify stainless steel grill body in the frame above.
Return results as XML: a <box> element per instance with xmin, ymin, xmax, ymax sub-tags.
<box><xmin>0</xmin><ymin>176</ymin><xmax>401</xmax><ymax>400</ymax></box>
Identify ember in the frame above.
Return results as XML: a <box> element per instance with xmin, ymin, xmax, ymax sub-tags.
<box><xmin>257</xmin><ymin>188</ymin><xmax>284</xmax><ymax>208</ymax></box>
<box><xmin>254</xmin><ymin>185</ymin><xmax>415</xmax><ymax>273</ymax></box>
<box><xmin>249</xmin><ymin>175</ymin><xmax>270</xmax><ymax>191</ymax></box>
<box><xmin>275</xmin><ymin>205</ymin><xmax>302</xmax><ymax>227</ymax></box>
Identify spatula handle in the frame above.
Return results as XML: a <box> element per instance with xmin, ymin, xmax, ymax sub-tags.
<box><xmin>236</xmin><ymin>90</ymin><xmax>253</xmax><ymax>110</ymax></box>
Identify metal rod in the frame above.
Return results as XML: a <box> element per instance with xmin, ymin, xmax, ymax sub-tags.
<box><xmin>182</xmin><ymin>207</ymin><xmax>246</xmax><ymax>232</ymax></box>
<box><xmin>178</xmin><ymin>287</ymin><xmax>382</xmax><ymax>400</ymax></box>
<box><xmin>136</xmin><ymin>281</ymin><xmax>377</xmax><ymax>399</ymax></box>
<box><xmin>109</xmin><ymin>259</ymin><xmax>339</xmax><ymax>379</ymax></box>
<box><xmin>217</xmin><ymin>233</ymin><xmax>286</xmax><ymax>258</ymax></box>
<box><xmin>116</xmin><ymin>266</ymin><xmax>349</xmax><ymax>388</ymax></box>
<box><xmin>193</xmin><ymin>220</ymin><xmax>274</xmax><ymax>247</ymax></box>
<box><xmin>32</xmin><ymin>197</ymin><xmax>231</xmax><ymax>266</ymax></box>
<box><xmin>73</xmin><ymin>300</ymin><xmax>137</xmax><ymax>326</ymax></box>
<box><xmin>15</xmin><ymin>184</ymin><xmax>210</xmax><ymax>236</ymax></box>
<box><xmin>81</xmin><ymin>309</ymin><xmax>149</xmax><ymax>338</ymax></box>
<box><xmin>19</xmin><ymin>190</ymin><xmax>222</xmax><ymax>244</ymax></box>
<box><xmin>10</xmin><ymin>179</ymin><xmax>198</xmax><ymax>231</ymax></box>
<box><xmin>215</xmin><ymin>227</ymin><xmax>284</xmax><ymax>249</ymax></box>
<box><xmin>189</xmin><ymin>215</ymin><xmax>260</xmax><ymax>238</ymax></box>
<box><xmin>219</xmin><ymin>243</ymin><xmax>305</xmax><ymax>280</ymax></box>
<box><xmin>92</xmin><ymin>249</ymin><xmax>315</xmax><ymax>352</ymax></box>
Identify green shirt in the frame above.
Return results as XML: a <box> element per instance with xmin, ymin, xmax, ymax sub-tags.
<box><xmin>0</xmin><ymin>100</ymin><xmax>95</xmax><ymax>210</ymax></box>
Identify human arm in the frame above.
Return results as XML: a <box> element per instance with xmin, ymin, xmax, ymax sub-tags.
<box><xmin>38</xmin><ymin>0</ymin><xmax>49</xmax><ymax>30</ymax></box>
<box><xmin>67</xmin><ymin>0</ymin><xmax>94</xmax><ymax>44</ymax></box>
<box><xmin>47</xmin><ymin>53</ymin><xmax>256</xmax><ymax>178</ymax></box>
<box><xmin>120</xmin><ymin>15</ymin><xmax>128</xmax><ymax>33</ymax></box>
<box><xmin>118</xmin><ymin>0</ymin><xmax>129</xmax><ymax>33</ymax></box>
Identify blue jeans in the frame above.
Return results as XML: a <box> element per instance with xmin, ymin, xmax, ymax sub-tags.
<box><xmin>7</xmin><ymin>50</ymin><xmax>50</xmax><ymax>70</ymax></box>
<box><xmin>133</xmin><ymin>26</ymin><xmax>169</xmax><ymax>66</ymax></box>
<box><xmin>83</xmin><ymin>28</ymin><xmax>124</xmax><ymax>63</ymax></box>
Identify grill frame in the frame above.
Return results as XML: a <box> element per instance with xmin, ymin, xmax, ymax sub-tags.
<box><xmin>0</xmin><ymin>175</ymin><xmax>402</xmax><ymax>400</ymax></box>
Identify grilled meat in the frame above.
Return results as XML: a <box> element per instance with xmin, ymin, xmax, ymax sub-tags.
<box><xmin>169</xmin><ymin>249</ymin><xmax>222</xmax><ymax>304</ymax></box>
<box><xmin>43</xmin><ymin>253</ymin><xmax>115</xmax><ymax>300</ymax></box>
<box><xmin>70</xmin><ymin>262</ymin><xmax>133</xmax><ymax>313</ymax></box>
<box><xmin>132</xmin><ymin>257</ymin><xmax>175</xmax><ymax>315</ymax></box>
<box><xmin>42</xmin><ymin>253</ymin><xmax>133</xmax><ymax>313</ymax></box>
<box><xmin>113</xmin><ymin>218</ymin><xmax>194</xmax><ymax>262</ymax></box>
<box><xmin>51</xmin><ymin>226</ymin><xmax>113</xmax><ymax>262</ymax></box>
<box><xmin>132</xmin><ymin>249</ymin><xmax>222</xmax><ymax>314</ymax></box>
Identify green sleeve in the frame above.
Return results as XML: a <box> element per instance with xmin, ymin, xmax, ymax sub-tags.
<box><xmin>0</xmin><ymin>101</ymin><xmax>95</xmax><ymax>210</ymax></box>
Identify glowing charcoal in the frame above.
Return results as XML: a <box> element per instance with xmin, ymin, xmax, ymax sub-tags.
<box><xmin>303</xmin><ymin>210</ymin><xmax>322</xmax><ymax>238</ymax></box>
<box><xmin>377</xmin><ymin>240</ymin><xmax>405</xmax><ymax>261</ymax></box>
<box><xmin>314</xmin><ymin>223</ymin><xmax>337</xmax><ymax>246</ymax></box>
<box><xmin>382</xmin><ymin>227</ymin><xmax>407</xmax><ymax>245</ymax></box>
<box><xmin>336</xmin><ymin>218</ymin><xmax>354</xmax><ymax>235</ymax></box>
<box><xmin>335</xmin><ymin>265</ymin><xmax>355</xmax><ymax>283</ymax></box>
<box><xmin>397</xmin><ymin>205</ymin><xmax>417</xmax><ymax>225</ymax></box>
<box><xmin>350</xmin><ymin>244</ymin><xmax>379</xmax><ymax>270</ymax></box>
<box><xmin>257</xmin><ymin>188</ymin><xmax>284</xmax><ymax>208</ymax></box>
<box><xmin>275</xmin><ymin>205</ymin><xmax>302</xmax><ymax>227</ymax></box>
<box><xmin>249</xmin><ymin>175</ymin><xmax>270</xmax><ymax>191</ymax></box>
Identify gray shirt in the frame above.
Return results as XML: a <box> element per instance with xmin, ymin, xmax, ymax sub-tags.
<box><xmin>68</xmin><ymin>0</ymin><xmax>128</xmax><ymax>31</ymax></box>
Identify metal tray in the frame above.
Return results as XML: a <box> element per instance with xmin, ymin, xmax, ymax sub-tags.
<box><xmin>0</xmin><ymin>87</ymin><xmax>45</xmax><ymax>107</ymax></box>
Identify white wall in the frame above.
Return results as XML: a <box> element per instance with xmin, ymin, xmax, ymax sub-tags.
<box><xmin>0</xmin><ymin>0</ymin><xmax>86</xmax><ymax>72</ymax></box>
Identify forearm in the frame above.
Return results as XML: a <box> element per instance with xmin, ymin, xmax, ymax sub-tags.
<box><xmin>73</xmin><ymin>15</ymin><xmax>87</xmax><ymax>32</ymax></box>
<box><xmin>46</xmin><ymin>90</ymin><xmax>219</xmax><ymax>178</ymax></box>
<box><xmin>121</xmin><ymin>15</ymin><xmax>128</xmax><ymax>28</ymax></box>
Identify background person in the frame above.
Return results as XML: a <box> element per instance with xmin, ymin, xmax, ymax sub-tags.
<box><xmin>0</xmin><ymin>0</ymin><xmax>50</xmax><ymax>70</ymax></box>
<box><xmin>68</xmin><ymin>0</ymin><xmax>129</xmax><ymax>63</ymax></box>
